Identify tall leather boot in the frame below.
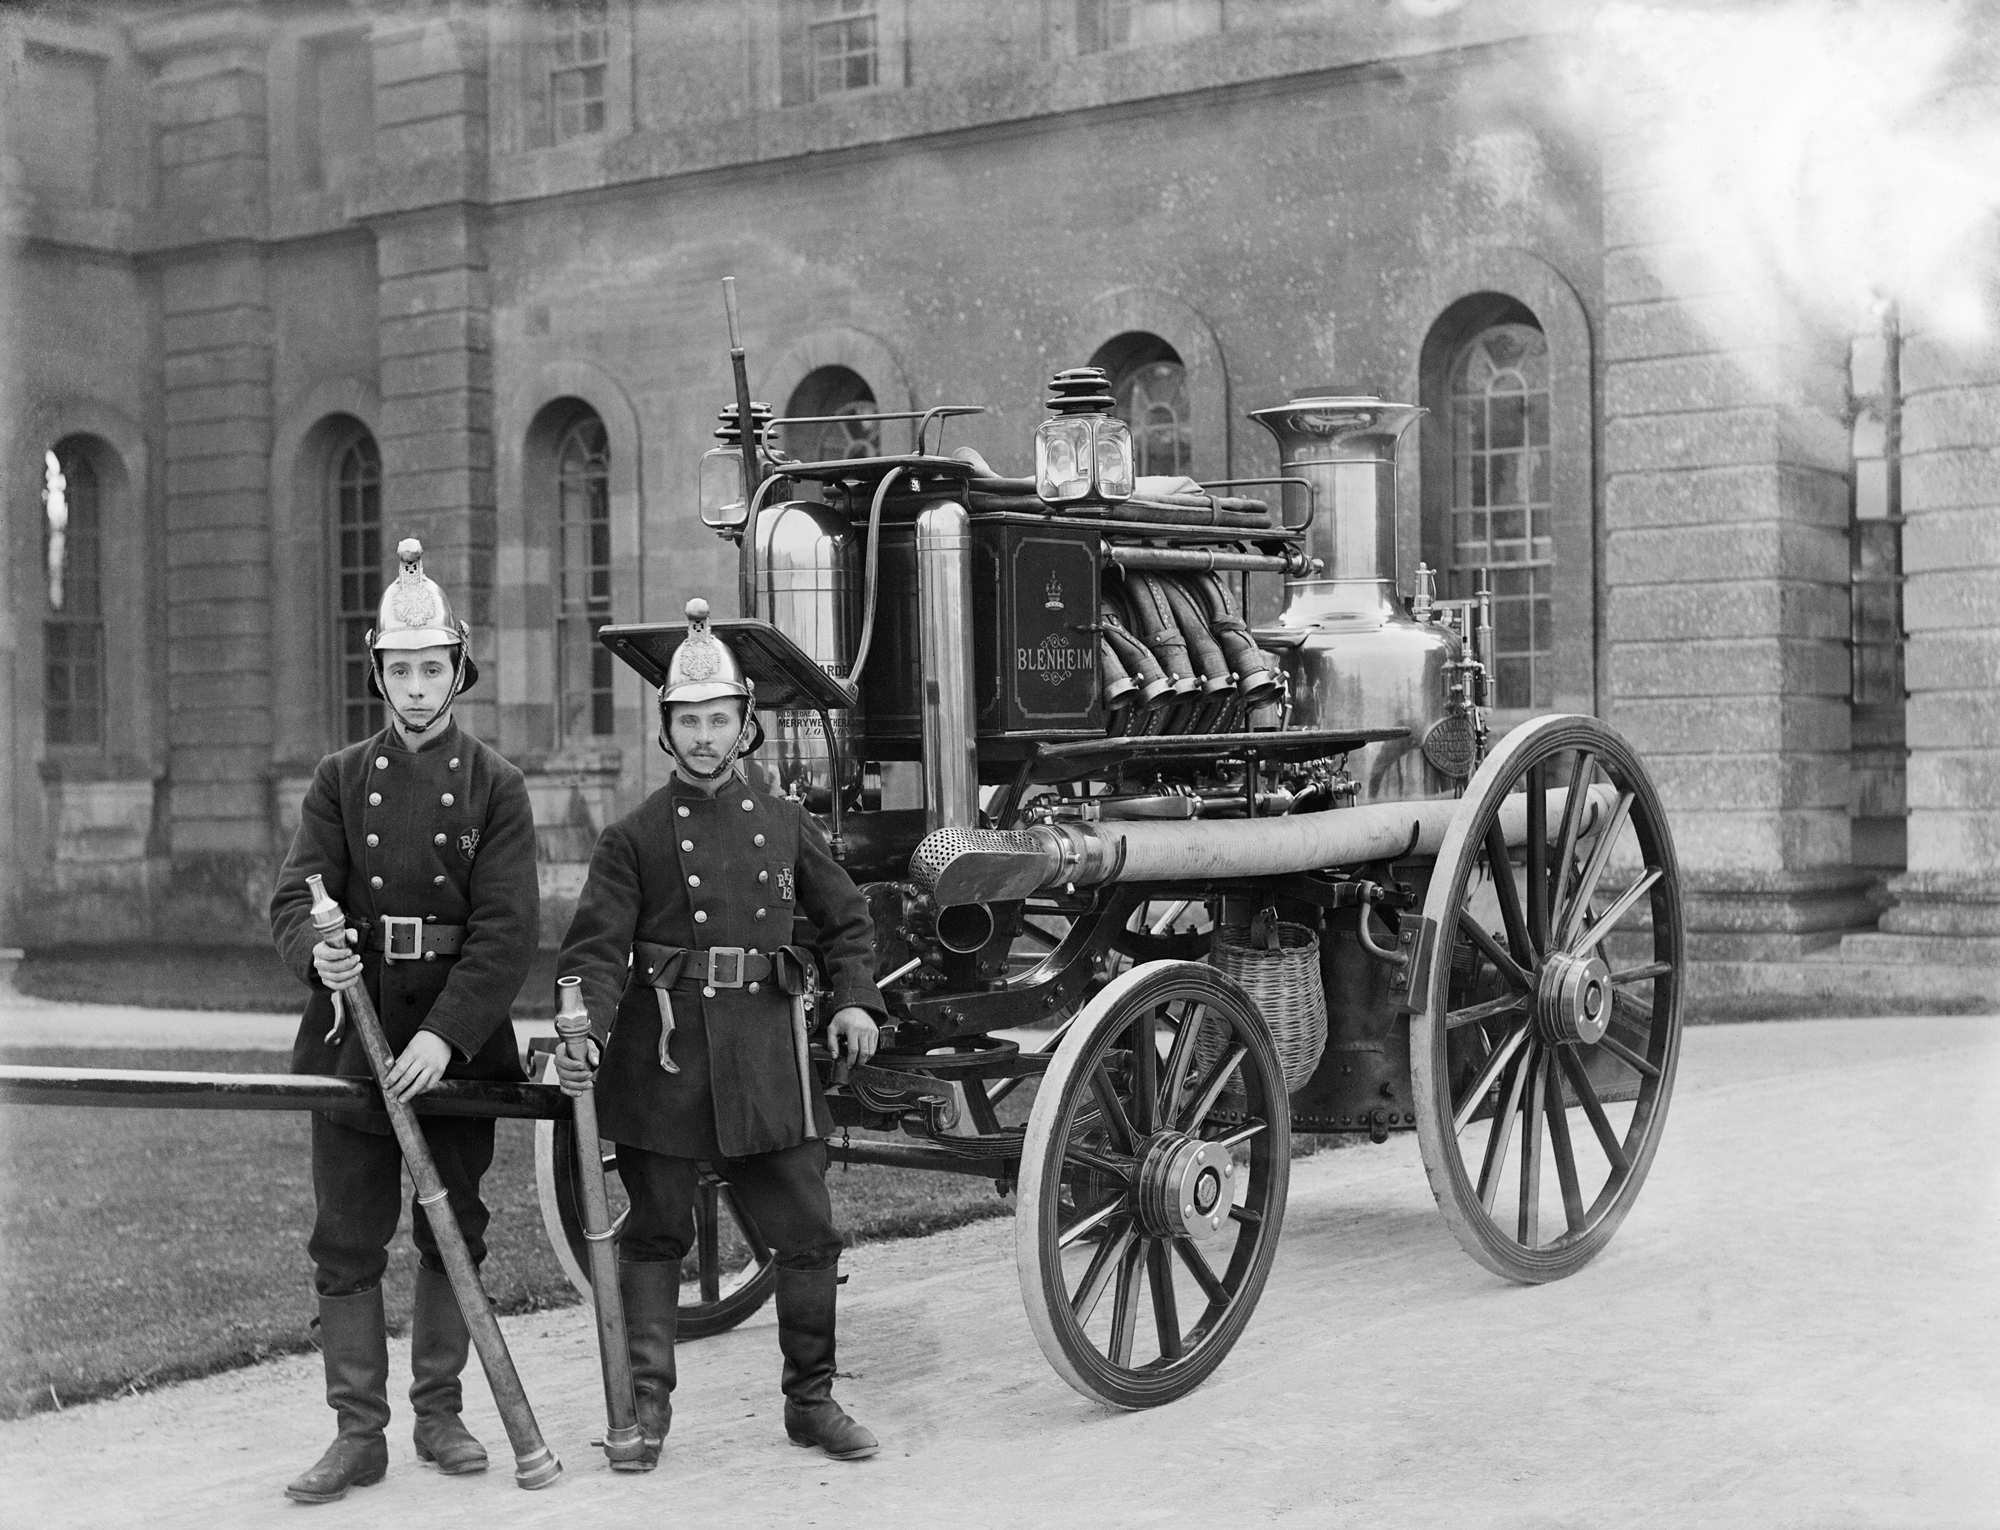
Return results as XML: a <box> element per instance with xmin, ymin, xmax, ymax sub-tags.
<box><xmin>618</xmin><ymin>1259</ymin><xmax>680</xmax><ymax>1471</ymax></box>
<box><xmin>285</xmin><ymin>1287</ymin><xmax>392</xmax><ymax>1504</ymax></box>
<box><xmin>409</xmin><ymin>1264</ymin><xmax>489</xmax><ymax>1475</ymax></box>
<box><xmin>777</xmin><ymin>1266</ymin><xmax>879</xmax><ymax>1461</ymax></box>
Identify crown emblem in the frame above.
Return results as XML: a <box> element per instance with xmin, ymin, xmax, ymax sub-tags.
<box><xmin>1044</xmin><ymin>571</ymin><xmax>1064</xmax><ymax>611</ymax></box>
<box><xmin>390</xmin><ymin>571</ymin><xmax>439</xmax><ymax>626</ymax></box>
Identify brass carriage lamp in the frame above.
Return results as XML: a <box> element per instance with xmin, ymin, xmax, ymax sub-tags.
<box><xmin>1034</xmin><ymin>367</ymin><xmax>1134</xmax><ymax>506</ymax></box>
<box><xmin>698</xmin><ymin>400</ymin><xmax>776</xmax><ymax>532</ymax></box>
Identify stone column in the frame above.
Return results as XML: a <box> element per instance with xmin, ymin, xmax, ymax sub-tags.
<box><xmin>1601</xmin><ymin>85</ymin><xmax>1876</xmax><ymax>998</ymax></box>
<box><xmin>1880</xmin><ymin>319</ymin><xmax>2000</xmax><ymax>942</ymax></box>
<box><xmin>136</xmin><ymin>10</ymin><xmax>276</xmax><ymax>934</ymax></box>
<box><xmin>365</xmin><ymin>8</ymin><xmax>496</xmax><ymax>739</ymax></box>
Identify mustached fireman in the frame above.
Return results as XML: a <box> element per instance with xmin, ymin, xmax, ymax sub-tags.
<box><xmin>554</xmin><ymin>597</ymin><xmax>885</xmax><ymax>1466</ymax></box>
<box><xmin>269</xmin><ymin>540</ymin><xmax>539</xmax><ymax>1504</ymax></box>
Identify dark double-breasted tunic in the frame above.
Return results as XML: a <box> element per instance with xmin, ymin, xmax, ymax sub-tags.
<box><xmin>558</xmin><ymin>771</ymin><xmax>884</xmax><ymax>1161</ymax></box>
<box><xmin>270</xmin><ymin>720</ymin><xmax>538</xmax><ymax>1120</ymax></box>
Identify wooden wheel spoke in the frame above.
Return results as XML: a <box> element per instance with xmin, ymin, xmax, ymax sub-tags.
<box><xmin>1070</xmin><ymin>1222</ymin><xmax>1134</xmax><ymax>1328</ymax></box>
<box><xmin>1484</xmin><ymin>819</ymin><xmax>1536</xmax><ymax>967</ymax></box>
<box><xmin>1557</xmin><ymin>788</ymin><xmax>1634</xmax><ymax>948</ymax></box>
<box><xmin>1476</xmin><ymin>1037</ymin><xmax>1536</xmax><ymax>1212</ymax></box>
<box><xmin>1550</xmin><ymin>750</ymin><xmax>1597</xmax><ymax>919</ymax></box>
<box><xmin>1448</xmin><ymin>992</ymin><xmax>1530</xmax><ymax>1030</ymax></box>
<box><xmin>1555</xmin><ymin>1045</ymin><xmax>1630</xmax><ymax>1175</ymax></box>
<box><xmin>1518</xmin><ymin>1046</ymin><xmax>1547</xmax><ymax>1247</ymax></box>
<box><xmin>1128</xmin><ymin>1008</ymin><xmax>1159</xmax><ymax>1136</ymax></box>
<box><xmin>1525</xmin><ymin>762</ymin><xmax>1550</xmax><ymax>956</ymax></box>
<box><xmin>1108</xmin><ymin>1237</ymin><xmax>1145</xmax><ymax>1368</ymax></box>
<box><xmin>1148</xmin><ymin>1239</ymin><xmax>1183</xmax><ymax>1361</ymax></box>
<box><xmin>1610</xmin><ymin>961</ymin><xmax>1672</xmax><ymax>985</ymax></box>
<box><xmin>1059</xmin><ymin>1191</ymin><xmax>1127</xmax><ymax>1249</ymax></box>
<box><xmin>1452</xmin><ymin>1022</ymin><xmax>1532</xmax><ymax>1135</ymax></box>
<box><xmin>1063</xmin><ymin>1143</ymin><xmax>1138</xmax><ymax>1183</ymax></box>
<box><xmin>1456</xmin><ymin>911</ymin><xmax>1536</xmax><ymax>993</ymax></box>
<box><xmin>1544</xmin><ymin>1051</ymin><xmax>1587</xmax><ymax>1235</ymax></box>
<box><xmin>1089</xmin><ymin>1063</ymin><xmax>1138</xmax><ymax>1154</ymax></box>
<box><xmin>697</xmin><ymin>1182</ymin><xmax>724</xmax><ymax>1303</ymax></box>
<box><xmin>1569</xmin><ymin>868</ymin><xmax>1662</xmax><ymax>957</ymax></box>
<box><xmin>1178</xmin><ymin>1043</ymin><xmax>1247</xmax><ymax>1131</ymax></box>
<box><xmin>1228</xmin><ymin>1204</ymin><xmax>1263</xmax><ymax>1227</ymax></box>
<box><xmin>1173</xmin><ymin>1239</ymin><xmax>1230</xmax><ymax>1307</ymax></box>
<box><xmin>1160</xmin><ymin>1003</ymin><xmax>1207</xmax><ymax>1126</ymax></box>
<box><xmin>1213</xmin><ymin>1120</ymin><xmax>1267</xmax><ymax>1152</ymax></box>
<box><xmin>1595</xmin><ymin>1031</ymin><xmax>1662</xmax><ymax>1081</ymax></box>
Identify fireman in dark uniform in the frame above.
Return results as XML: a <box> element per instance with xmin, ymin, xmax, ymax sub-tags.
<box><xmin>269</xmin><ymin>540</ymin><xmax>538</xmax><ymax>1504</ymax></box>
<box><xmin>554</xmin><ymin>598</ymin><xmax>884</xmax><ymax>1466</ymax></box>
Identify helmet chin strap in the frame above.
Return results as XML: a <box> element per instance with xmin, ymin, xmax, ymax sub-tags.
<box><xmin>377</xmin><ymin>649</ymin><xmax>467</xmax><ymax>737</ymax></box>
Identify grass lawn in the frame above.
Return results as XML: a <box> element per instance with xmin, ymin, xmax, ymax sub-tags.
<box><xmin>0</xmin><ymin>1044</ymin><xmax>1029</xmax><ymax>1420</ymax></box>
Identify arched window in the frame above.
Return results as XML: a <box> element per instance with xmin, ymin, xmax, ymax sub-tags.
<box><xmin>556</xmin><ymin>411</ymin><xmax>614</xmax><ymax>741</ymax></box>
<box><xmin>43</xmin><ymin>440</ymin><xmax>103</xmax><ymax>748</ymax></box>
<box><xmin>783</xmin><ymin>366</ymin><xmax>879</xmax><ymax>463</ymax></box>
<box><xmin>1093</xmin><ymin>333</ymin><xmax>1191</xmax><ymax>479</ymax></box>
<box><xmin>1447</xmin><ymin>321</ymin><xmax>1553</xmax><ymax>710</ymax></box>
<box><xmin>331</xmin><ymin>430</ymin><xmax>384</xmax><ymax>742</ymax></box>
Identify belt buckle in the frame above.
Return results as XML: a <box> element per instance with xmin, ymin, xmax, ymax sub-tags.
<box><xmin>381</xmin><ymin>916</ymin><xmax>423</xmax><ymax>963</ymax></box>
<box><xmin>707</xmin><ymin>946</ymin><xmax>746</xmax><ymax>989</ymax></box>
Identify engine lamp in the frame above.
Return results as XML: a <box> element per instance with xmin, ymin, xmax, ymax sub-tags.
<box><xmin>1034</xmin><ymin>367</ymin><xmax>1134</xmax><ymax>506</ymax></box>
<box><xmin>699</xmin><ymin>400</ymin><xmax>776</xmax><ymax>531</ymax></box>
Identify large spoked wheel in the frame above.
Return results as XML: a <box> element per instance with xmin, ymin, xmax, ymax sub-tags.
<box><xmin>1412</xmin><ymin>714</ymin><xmax>1684</xmax><ymax>1284</ymax></box>
<box><xmin>532</xmin><ymin>1055</ymin><xmax>778</xmax><ymax>1338</ymax></box>
<box><xmin>1018</xmin><ymin>960</ymin><xmax>1291</xmax><ymax>1409</ymax></box>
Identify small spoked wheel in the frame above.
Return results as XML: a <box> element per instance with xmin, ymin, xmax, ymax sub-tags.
<box><xmin>1017</xmin><ymin>960</ymin><xmax>1290</xmax><ymax>1408</ymax></box>
<box><xmin>533</xmin><ymin>1056</ymin><xmax>778</xmax><ymax>1338</ymax></box>
<box><xmin>1412</xmin><ymin>714</ymin><xmax>1684</xmax><ymax>1284</ymax></box>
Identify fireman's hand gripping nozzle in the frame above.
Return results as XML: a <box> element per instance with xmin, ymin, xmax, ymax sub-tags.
<box><xmin>303</xmin><ymin>875</ymin><xmax>563</xmax><ymax>1491</ymax></box>
<box><xmin>554</xmin><ymin>976</ymin><xmax>649</xmax><ymax>1471</ymax></box>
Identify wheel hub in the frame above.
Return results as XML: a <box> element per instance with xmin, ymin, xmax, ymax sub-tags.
<box><xmin>1537</xmin><ymin>949</ymin><xmax>1612</xmax><ymax>1045</ymax></box>
<box><xmin>1134</xmin><ymin>1131</ymin><xmax>1237</xmax><ymax>1242</ymax></box>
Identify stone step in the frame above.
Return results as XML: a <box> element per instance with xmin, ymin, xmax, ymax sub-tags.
<box><xmin>1687</xmin><ymin>957</ymin><xmax>1999</xmax><ymax>1020</ymax></box>
<box><xmin>1831</xmin><ymin>931</ymin><xmax>2000</xmax><ymax>967</ymax></box>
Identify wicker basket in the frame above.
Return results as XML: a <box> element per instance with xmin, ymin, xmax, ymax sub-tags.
<box><xmin>1200</xmin><ymin>919</ymin><xmax>1327</xmax><ymax>1097</ymax></box>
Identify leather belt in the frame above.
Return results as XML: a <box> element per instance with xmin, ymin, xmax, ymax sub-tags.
<box><xmin>665</xmin><ymin>947</ymin><xmax>775</xmax><ymax>991</ymax></box>
<box><xmin>363</xmin><ymin>918</ymin><xmax>466</xmax><ymax>962</ymax></box>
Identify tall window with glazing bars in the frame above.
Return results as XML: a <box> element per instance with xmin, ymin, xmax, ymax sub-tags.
<box><xmin>43</xmin><ymin>444</ymin><xmax>102</xmax><ymax>748</ymax></box>
<box><xmin>811</xmin><ymin>0</ymin><xmax>879</xmax><ymax>96</ymax></box>
<box><xmin>333</xmin><ymin>433</ymin><xmax>385</xmax><ymax>743</ymax></box>
<box><xmin>556</xmin><ymin>414</ymin><xmax>615</xmax><ymax>740</ymax></box>
<box><xmin>549</xmin><ymin>0</ymin><xmax>609</xmax><ymax>141</ymax></box>
<box><xmin>1448</xmin><ymin>323</ymin><xmax>1554</xmax><ymax>710</ymax></box>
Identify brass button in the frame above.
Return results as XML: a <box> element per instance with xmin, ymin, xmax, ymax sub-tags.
<box><xmin>441</xmin><ymin>792</ymin><xmax>455</xmax><ymax>806</ymax></box>
<box><xmin>433</xmin><ymin>875</ymin><xmax>446</xmax><ymax>886</ymax></box>
<box><xmin>369</xmin><ymin>792</ymin><xmax>382</xmax><ymax>807</ymax></box>
<box><xmin>758</xmin><ymin>870</ymin><xmax>769</xmax><ymax>884</ymax></box>
<box><xmin>369</xmin><ymin>876</ymin><xmax>383</xmax><ymax>890</ymax></box>
<box><xmin>423</xmin><ymin>950</ymin><xmax>437</xmax><ymax>963</ymax></box>
<box><xmin>375</xmin><ymin>757</ymin><xmax>388</xmax><ymax>770</ymax></box>
<box><xmin>694</xmin><ymin>910</ymin><xmax>708</xmax><ymax>924</ymax></box>
<box><xmin>678</xmin><ymin>806</ymin><xmax>690</xmax><ymax>818</ymax></box>
<box><xmin>366</xmin><ymin>833</ymin><xmax>379</xmax><ymax>848</ymax></box>
<box><xmin>753</xmin><ymin>834</ymin><xmax>766</xmax><ymax>847</ymax></box>
<box><xmin>687</xmin><ymin>875</ymin><xmax>701</xmax><ymax>888</ymax></box>
<box><xmin>702</xmin><ymin>985</ymin><xmax>716</xmax><ymax>998</ymax></box>
<box><xmin>741</xmin><ymin>799</ymin><xmax>754</xmax><ymax>812</ymax></box>
<box><xmin>747</xmin><ymin>981</ymin><xmax>760</xmax><ymax>994</ymax></box>
<box><xmin>754</xmin><ymin>908</ymin><xmax>766</xmax><ymax>920</ymax></box>
<box><xmin>448</xmin><ymin>757</ymin><xmax>460</xmax><ymax>770</ymax></box>
<box><xmin>434</xmin><ymin>833</ymin><xmax>446</xmax><ymax>846</ymax></box>
<box><xmin>681</xmin><ymin>839</ymin><xmax>694</xmax><ymax>852</ymax></box>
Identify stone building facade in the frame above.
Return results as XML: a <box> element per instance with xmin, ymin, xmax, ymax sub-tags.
<box><xmin>2</xmin><ymin>0</ymin><xmax>1994</xmax><ymax>1009</ymax></box>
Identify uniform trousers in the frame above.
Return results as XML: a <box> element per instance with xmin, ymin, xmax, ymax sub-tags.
<box><xmin>617</xmin><ymin>1139</ymin><xmax>841</xmax><ymax>1272</ymax></box>
<box><xmin>309</xmin><ymin>1111</ymin><xmax>496</xmax><ymax>1298</ymax></box>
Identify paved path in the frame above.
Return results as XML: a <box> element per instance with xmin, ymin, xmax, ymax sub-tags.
<box><xmin>2</xmin><ymin>1014</ymin><xmax>1996</xmax><ymax>1528</ymax></box>
<box><xmin>0</xmin><ymin>983</ymin><xmax>557</xmax><ymax>1055</ymax></box>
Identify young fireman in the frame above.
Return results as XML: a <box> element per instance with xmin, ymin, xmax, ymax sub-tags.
<box><xmin>269</xmin><ymin>540</ymin><xmax>538</xmax><ymax>1504</ymax></box>
<box><xmin>554</xmin><ymin>597</ymin><xmax>885</xmax><ymax>1467</ymax></box>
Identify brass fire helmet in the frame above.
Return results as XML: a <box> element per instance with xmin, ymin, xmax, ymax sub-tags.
<box><xmin>657</xmin><ymin>597</ymin><xmax>764</xmax><ymax>774</ymax></box>
<box><xmin>366</xmin><ymin>539</ymin><xmax>479</xmax><ymax>728</ymax></box>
